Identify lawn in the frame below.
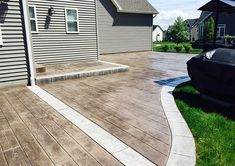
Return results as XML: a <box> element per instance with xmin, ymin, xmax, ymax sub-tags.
<box><xmin>153</xmin><ymin>42</ymin><xmax>203</xmax><ymax>54</ymax></box>
<box><xmin>173</xmin><ymin>82</ymin><xmax>235</xmax><ymax>166</ymax></box>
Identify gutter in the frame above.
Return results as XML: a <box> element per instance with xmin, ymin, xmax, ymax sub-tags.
<box><xmin>22</xmin><ymin>0</ymin><xmax>36</xmax><ymax>86</ymax></box>
<box><xmin>111</xmin><ymin>0</ymin><xmax>159</xmax><ymax>15</ymax></box>
<box><xmin>111</xmin><ymin>0</ymin><xmax>122</xmax><ymax>11</ymax></box>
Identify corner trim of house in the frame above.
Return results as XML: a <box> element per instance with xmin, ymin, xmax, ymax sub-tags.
<box><xmin>22</xmin><ymin>0</ymin><xmax>36</xmax><ymax>86</ymax></box>
<box><xmin>160</xmin><ymin>77</ymin><xmax>196</xmax><ymax>166</ymax></box>
<box><xmin>95</xmin><ymin>0</ymin><xmax>100</xmax><ymax>60</ymax></box>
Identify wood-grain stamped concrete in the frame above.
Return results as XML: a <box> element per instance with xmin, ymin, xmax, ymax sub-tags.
<box><xmin>0</xmin><ymin>52</ymin><xmax>193</xmax><ymax>166</ymax></box>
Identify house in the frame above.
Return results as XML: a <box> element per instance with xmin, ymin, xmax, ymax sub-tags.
<box><xmin>27</xmin><ymin>0</ymin><xmax>98</xmax><ymax>64</ymax></box>
<box><xmin>184</xmin><ymin>18</ymin><xmax>198</xmax><ymax>41</ymax></box>
<box><xmin>191</xmin><ymin>24</ymin><xmax>199</xmax><ymax>41</ymax></box>
<box><xmin>97</xmin><ymin>0</ymin><xmax>158</xmax><ymax>54</ymax></box>
<box><xmin>152</xmin><ymin>25</ymin><xmax>164</xmax><ymax>42</ymax></box>
<box><xmin>197</xmin><ymin>11</ymin><xmax>213</xmax><ymax>41</ymax></box>
<box><xmin>0</xmin><ymin>0</ymin><xmax>29</xmax><ymax>87</ymax></box>
<box><xmin>195</xmin><ymin>11</ymin><xmax>235</xmax><ymax>42</ymax></box>
<box><xmin>0</xmin><ymin>0</ymin><xmax>158</xmax><ymax>87</ymax></box>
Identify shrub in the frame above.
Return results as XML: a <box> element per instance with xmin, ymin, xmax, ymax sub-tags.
<box><xmin>183</xmin><ymin>44</ymin><xmax>192</xmax><ymax>53</ymax></box>
<box><xmin>174</xmin><ymin>45</ymin><xmax>183</xmax><ymax>53</ymax></box>
<box><xmin>162</xmin><ymin>45</ymin><xmax>169</xmax><ymax>52</ymax></box>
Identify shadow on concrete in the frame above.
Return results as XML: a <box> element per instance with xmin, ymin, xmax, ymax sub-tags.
<box><xmin>154</xmin><ymin>76</ymin><xmax>188</xmax><ymax>87</ymax></box>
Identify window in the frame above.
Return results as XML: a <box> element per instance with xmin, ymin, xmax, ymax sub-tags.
<box><xmin>29</xmin><ymin>6</ymin><xmax>38</xmax><ymax>33</ymax></box>
<box><xmin>65</xmin><ymin>8</ymin><xmax>79</xmax><ymax>33</ymax></box>
<box><xmin>217</xmin><ymin>24</ymin><xmax>226</xmax><ymax>37</ymax></box>
<box><xmin>0</xmin><ymin>25</ymin><xmax>3</xmax><ymax>46</ymax></box>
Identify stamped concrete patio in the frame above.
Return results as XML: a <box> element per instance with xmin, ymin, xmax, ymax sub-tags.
<box><xmin>0</xmin><ymin>52</ymin><xmax>193</xmax><ymax>166</ymax></box>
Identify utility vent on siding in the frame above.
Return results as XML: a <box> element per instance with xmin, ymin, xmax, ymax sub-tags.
<box><xmin>0</xmin><ymin>0</ymin><xmax>29</xmax><ymax>85</ymax></box>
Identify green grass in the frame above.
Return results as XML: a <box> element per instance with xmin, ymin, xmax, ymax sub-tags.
<box><xmin>153</xmin><ymin>46</ymin><xmax>202</xmax><ymax>54</ymax></box>
<box><xmin>173</xmin><ymin>82</ymin><xmax>235</xmax><ymax>166</ymax></box>
<box><xmin>152</xmin><ymin>42</ymin><xmax>203</xmax><ymax>54</ymax></box>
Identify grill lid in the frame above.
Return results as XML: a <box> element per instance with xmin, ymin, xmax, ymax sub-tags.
<box><xmin>203</xmin><ymin>48</ymin><xmax>235</xmax><ymax>64</ymax></box>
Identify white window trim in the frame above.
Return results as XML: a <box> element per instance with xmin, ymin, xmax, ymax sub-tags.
<box><xmin>0</xmin><ymin>24</ymin><xmax>3</xmax><ymax>46</ymax></box>
<box><xmin>217</xmin><ymin>24</ymin><xmax>226</xmax><ymax>37</ymax></box>
<box><xmin>29</xmin><ymin>5</ymin><xmax>38</xmax><ymax>33</ymax></box>
<box><xmin>65</xmin><ymin>8</ymin><xmax>79</xmax><ymax>34</ymax></box>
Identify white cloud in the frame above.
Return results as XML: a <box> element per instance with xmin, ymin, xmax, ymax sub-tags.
<box><xmin>148</xmin><ymin>0</ymin><xmax>209</xmax><ymax>30</ymax></box>
<box><xmin>154</xmin><ymin>9</ymin><xmax>200</xmax><ymax>30</ymax></box>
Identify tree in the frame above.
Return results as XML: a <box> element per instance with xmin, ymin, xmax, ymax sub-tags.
<box><xmin>203</xmin><ymin>17</ymin><xmax>215</xmax><ymax>42</ymax></box>
<box><xmin>167</xmin><ymin>17</ymin><xmax>189</xmax><ymax>44</ymax></box>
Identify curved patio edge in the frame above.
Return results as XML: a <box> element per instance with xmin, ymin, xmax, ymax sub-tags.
<box><xmin>160</xmin><ymin>77</ymin><xmax>196</xmax><ymax>166</ymax></box>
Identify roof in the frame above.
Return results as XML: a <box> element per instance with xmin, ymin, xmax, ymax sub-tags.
<box><xmin>199</xmin><ymin>0</ymin><xmax>235</xmax><ymax>12</ymax></box>
<box><xmin>111</xmin><ymin>0</ymin><xmax>159</xmax><ymax>14</ymax></box>
<box><xmin>185</xmin><ymin>19</ymin><xmax>199</xmax><ymax>27</ymax></box>
<box><xmin>153</xmin><ymin>25</ymin><xmax>164</xmax><ymax>32</ymax></box>
<box><xmin>195</xmin><ymin>11</ymin><xmax>213</xmax><ymax>25</ymax></box>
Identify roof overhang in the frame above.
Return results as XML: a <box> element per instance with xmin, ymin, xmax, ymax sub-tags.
<box><xmin>111</xmin><ymin>0</ymin><xmax>159</xmax><ymax>14</ymax></box>
<box><xmin>153</xmin><ymin>25</ymin><xmax>164</xmax><ymax>32</ymax></box>
<box><xmin>199</xmin><ymin>0</ymin><xmax>235</xmax><ymax>13</ymax></box>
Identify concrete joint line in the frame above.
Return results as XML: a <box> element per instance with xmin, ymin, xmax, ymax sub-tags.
<box><xmin>160</xmin><ymin>77</ymin><xmax>196</xmax><ymax>166</ymax></box>
<box><xmin>28</xmin><ymin>85</ymin><xmax>155</xmax><ymax>166</ymax></box>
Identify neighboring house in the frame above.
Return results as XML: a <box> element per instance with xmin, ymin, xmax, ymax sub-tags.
<box><xmin>97</xmin><ymin>0</ymin><xmax>158</xmax><ymax>54</ymax></box>
<box><xmin>184</xmin><ymin>18</ymin><xmax>198</xmax><ymax>41</ymax></box>
<box><xmin>191</xmin><ymin>24</ymin><xmax>199</xmax><ymax>41</ymax></box>
<box><xmin>152</xmin><ymin>25</ymin><xmax>164</xmax><ymax>42</ymax></box>
<box><xmin>197</xmin><ymin>11</ymin><xmax>213</xmax><ymax>41</ymax></box>
<box><xmin>196</xmin><ymin>11</ymin><xmax>235</xmax><ymax>42</ymax></box>
<box><xmin>0</xmin><ymin>0</ymin><xmax>158</xmax><ymax>86</ymax></box>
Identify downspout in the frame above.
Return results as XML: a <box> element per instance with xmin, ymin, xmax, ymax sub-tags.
<box><xmin>152</xmin><ymin>14</ymin><xmax>157</xmax><ymax>51</ymax></box>
<box><xmin>95</xmin><ymin>0</ymin><xmax>100</xmax><ymax>60</ymax></box>
<box><xmin>22</xmin><ymin>0</ymin><xmax>36</xmax><ymax>86</ymax></box>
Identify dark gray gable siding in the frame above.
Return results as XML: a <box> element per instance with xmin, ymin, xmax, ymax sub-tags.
<box><xmin>28</xmin><ymin>0</ymin><xmax>98</xmax><ymax>64</ymax></box>
<box><xmin>0</xmin><ymin>0</ymin><xmax>29</xmax><ymax>86</ymax></box>
<box><xmin>97</xmin><ymin>0</ymin><xmax>153</xmax><ymax>54</ymax></box>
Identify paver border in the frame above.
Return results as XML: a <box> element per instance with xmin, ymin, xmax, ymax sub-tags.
<box><xmin>28</xmin><ymin>85</ymin><xmax>156</xmax><ymax>166</ymax></box>
<box><xmin>160</xmin><ymin>77</ymin><xmax>196</xmax><ymax>166</ymax></box>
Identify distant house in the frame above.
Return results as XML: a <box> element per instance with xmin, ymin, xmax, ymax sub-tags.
<box><xmin>0</xmin><ymin>0</ymin><xmax>158</xmax><ymax>86</ymax></box>
<box><xmin>184</xmin><ymin>18</ymin><xmax>198</xmax><ymax>41</ymax></box>
<box><xmin>97</xmin><ymin>0</ymin><xmax>158</xmax><ymax>54</ymax></box>
<box><xmin>152</xmin><ymin>25</ymin><xmax>164</xmax><ymax>42</ymax></box>
<box><xmin>195</xmin><ymin>11</ymin><xmax>235</xmax><ymax>42</ymax></box>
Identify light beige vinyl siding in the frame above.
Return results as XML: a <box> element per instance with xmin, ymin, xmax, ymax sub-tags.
<box><xmin>0</xmin><ymin>0</ymin><xmax>28</xmax><ymax>85</ymax></box>
<box><xmin>97</xmin><ymin>0</ymin><xmax>152</xmax><ymax>54</ymax></box>
<box><xmin>28</xmin><ymin>0</ymin><xmax>98</xmax><ymax>64</ymax></box>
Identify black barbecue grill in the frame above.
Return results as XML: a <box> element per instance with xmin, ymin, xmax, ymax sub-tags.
<box><xmin>187</xmin><ymin>48</ymin><xmax>235</xmax><ymax>103</ymax></box>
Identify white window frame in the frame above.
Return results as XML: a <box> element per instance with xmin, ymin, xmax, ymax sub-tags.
<box><xmin>65</xmin><ymin>8</ymin><xmax>79</xmax><ymax>33</ymax></box>
<box><xmin>0</xmin><ymin>24</ymin><xmax>3</xmax><ymax>46</ymax></box>
<box><xmin>217</xmin><ymin>24</ymin><xmax>226</xmax><ymax>37</ymax></box>
<box><xmin>29</xmin><ymin>5</ymin><xmax>38</xmax><ymax>33</ymax></box>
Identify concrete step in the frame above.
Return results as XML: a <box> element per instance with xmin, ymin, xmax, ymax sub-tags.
<box><xmin>35</xmin><ymin>61</ymin><xmax>129</xmax><ymax>84</ymax></box>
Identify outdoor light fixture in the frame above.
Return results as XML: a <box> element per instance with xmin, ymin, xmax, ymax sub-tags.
<box><xmin>0</xmin><ymin>0</ymin><xmax>8</xmax><ymax>23</ymax></box>
<box><xmin>48</xmin><ymin>6</ymin><xmax>55</xmax><ymax>17</ymax></box>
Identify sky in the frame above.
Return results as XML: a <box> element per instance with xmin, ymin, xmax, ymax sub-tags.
<box><xmin>148</xmin><ymin>0</ymin><xmax>210</xmax><ymax>30</ymax></box>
